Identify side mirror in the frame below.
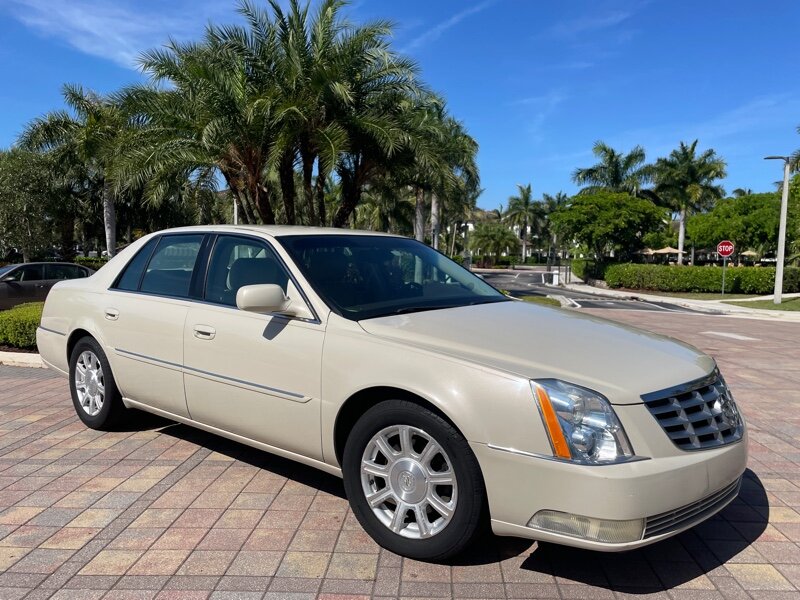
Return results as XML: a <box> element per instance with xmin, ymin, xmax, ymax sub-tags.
<box><xmin>236</xmin><ymin>284</ymin><xmax>292</xmax><ymax>315</ymax></box>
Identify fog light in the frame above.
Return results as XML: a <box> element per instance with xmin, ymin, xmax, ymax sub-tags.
<box><xmin>528</xmin><ymin>510</ymin><xmax>644</xmax><ymax>544</ymax></box>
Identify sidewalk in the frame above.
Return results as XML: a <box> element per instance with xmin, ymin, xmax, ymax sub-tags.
<box><xmin>561</xmin><ymin>282</ymin><xmax>800</xmax><ymax>322</ymax></box>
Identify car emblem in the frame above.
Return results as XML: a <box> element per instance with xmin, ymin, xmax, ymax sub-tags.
<box><xmin>399</xmin><ymin>471</ymin><xmax>415</xmax><ymax>492</ymax></box>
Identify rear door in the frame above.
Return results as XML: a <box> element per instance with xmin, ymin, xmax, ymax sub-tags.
<box><xmin>102</xmin><ymin>234</ymin><xmax>207</xmax><ymax>417</ymax></box>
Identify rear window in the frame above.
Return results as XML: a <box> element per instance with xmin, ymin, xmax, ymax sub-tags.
<box><xmin>114</xmin><ymin>238</ymin><xmax>159</xmax><ymax>291</ymax></box>
<box><xmin>139</xmin><ymin>235</ymin><xmax>203</xmax><ymax>298</ymax></box>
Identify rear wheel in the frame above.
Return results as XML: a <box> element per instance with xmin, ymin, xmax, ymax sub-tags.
<box><xmin>69</xmin><ymin>337</ymin><xmax>126</xmax><ymax>430</ymax></box>
<box><xmin>342</xmin><ymin>400</ymin><xmax>485</xmax><ymax>560</ymax></box>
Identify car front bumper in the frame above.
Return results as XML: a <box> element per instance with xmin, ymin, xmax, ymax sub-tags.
<box><xmin>472</xmin><ymin>428</ymin><xmax>748</xmax><ymax>551</ymax></box>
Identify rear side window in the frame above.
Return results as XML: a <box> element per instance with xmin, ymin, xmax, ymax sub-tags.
<box><xmin>46</xmin><ymin>264</ymin><xmax>87</xmax><ymax>280</ymax></box>
<box><xmin>139</xmin><ymin>235</ymin><xmax>203</xmax><ymax>298</ymax></box>
<box><xmin>114</xmin><ymin>238</ymin><xmax>159</xmax><ymax>291</ymax></box>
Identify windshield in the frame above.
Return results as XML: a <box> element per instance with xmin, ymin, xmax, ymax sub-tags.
<box><xmin>0</xmin><ymin>265</ymin><xmax>17</xmax><ymax>278</ymax></box>
<box><xmin>279</xmin><ymin>235</ymin><xmax>508</xmax><ymax>320</ymax></box>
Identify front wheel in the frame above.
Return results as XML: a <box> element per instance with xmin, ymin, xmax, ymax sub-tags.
<box><xmin>342</xmin><ymin>400</ymin><xmax>485</xmax><ymax>560</ymax></box>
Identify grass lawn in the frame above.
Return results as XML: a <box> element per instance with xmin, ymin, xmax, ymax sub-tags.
<box><xmin>618</xmin><ymin>289</ymin><xmax>756</xmax><ymax>301</ymax></box>
<box><xmin>521</xmin><ymin>295</ymin><xmax>562</xmax><ymax>307</ymax></box>
<box><xmin>724</xmin><ymin>297</ymin><xmax>800</xmax><ymax>311</ymax></box>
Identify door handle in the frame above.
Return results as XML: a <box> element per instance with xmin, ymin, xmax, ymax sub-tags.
<box><xmin>104</xmin><ymin>308</ymin><xmax>119</xmax><ymax>321</ymax></box>
<box><xmin>193</xmin><ymin>325</ymin><xmax>216</xmax><ymax>340</ymax></box>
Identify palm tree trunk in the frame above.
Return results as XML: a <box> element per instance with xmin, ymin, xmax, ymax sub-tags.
<box><xmin>102</xmin><ymin>179</ymin><xmax>116</xmax><ymax>257</ymax></box>
<box><xmin>414</xmin><ymin>187</ymin><xmax>425</xmax><ymax>242</ymax></box>
<box><xmin>315</xmin><ymin>167</ymin><xmax>328</xmax><ymax>226</ymax></box>
<box><xmin>278</xmin><ymin>152</ymin><xmax>296</xmax><ymax>225</ymax></box>
<box><xmin>430</xmin><ymin>193</ymin><xmax>440</xmax><ymax>249</ymax></box>
<box><xmin>677</xmin><ymin>207</ymin><xmax>687</xmax><ymax>265</ymax></box>
<box><xmin>301</xmin><ymin>151</ymin><xmax>318</xmax><ymax>226</ymax></box>
<box><xmin>521</xmin><ymin>219</ymin><xmax>527</xmax><ymax>263</ymax></box>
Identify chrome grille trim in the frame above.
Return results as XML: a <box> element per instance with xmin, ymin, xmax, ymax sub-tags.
<box><xmin>644</xmin><ymin>478</ymin><xmax>741</xmax><ymax>538</ymax></box>
<box><xmin>641</xmin><ymin>370</ymin><xmax>744</xmax><ymax>451</ymax></box>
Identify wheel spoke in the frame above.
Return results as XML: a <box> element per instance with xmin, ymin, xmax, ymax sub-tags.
<box><xmin>375</xmin><ymin>435</ymin><xmax>396</xmax><ymax>462</ymax></box>
<box><xmin>426</xmin><ymin>493</ymin><xmax>454</xmax><ymax>520</ymax></box>
<box><xmin>389</xmin><ymin>502</ymin><xmax>408</xmax><ymax>533</ymax></box>
<box><xmin>414</xmin><ymin>505</ymin><xmax>431</xmax><ymax>538</ymax></box>
<box><xmin>426</xmin><ymin>470</ymin><xmax>454</xmax><ymax>486</ymax></box>
<box><xmin>361</xmin><ymin>459</ymin><xmax>389</xmax><ymax>479</ymax></box>
<box><xmin>398</xmin><ymin>425</ymin><xmax>413</xmax><ymax>457</ymax></box>
<box><xmin>366</xmin><ymin>487</ymin><xmax>393</xmax><ymax>508</ymax></box>
<box><xmin>419</xmin><ymin>439</ymin><xmax>440</xmax><ymax>466</ymax></box>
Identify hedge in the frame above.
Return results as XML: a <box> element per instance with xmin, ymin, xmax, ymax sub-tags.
<box><xmin>0</xmin><ymin>302</ymin><xmax>43</xmax><ymax>349</ymax></box>
<box><xmin>571</xmin><ymin>259</ymin><xmax>609</xmax><ymax>282</ymax></box>
<box><xmin>74</xmin><ymin>256</ymin><xmax>109</xmax><ymax>271</ymax></box>
<box><xmin>605</xmin><ymin>264</ymin><xmax>800</xmax><ymax>295</ymax></box>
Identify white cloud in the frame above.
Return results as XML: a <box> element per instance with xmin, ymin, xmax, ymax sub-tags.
<box><xmin>402</xmin><ymin>0</ymin><xmax>497</xmax><ymax>52</ymax></box>
<box><xmin>5</xmin><ymin>0</ymin><xmax>223</xmax><ymax>68</ymax></box>
<box><xmin>549</xmin><ymin>11</ymin><xmax>633</xmax><ymax>39</ymax></box>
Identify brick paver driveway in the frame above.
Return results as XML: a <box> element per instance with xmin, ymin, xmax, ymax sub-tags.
<box><xmin>1</xmin><ymin>309</ymin><xmax>799</xmax><ymax>600</ymax></box>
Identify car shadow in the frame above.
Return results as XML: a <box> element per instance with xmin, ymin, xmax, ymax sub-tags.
<box><xmin>148</xmin><ymin>421</ymin><xmax>767</xmax><ymax>592</ymax></box>
<box><xmin>497</xmin><ymin>469</ymin><xmax>769</xmax><ymax>593</ymax></box>
<box><xmin>156</xmin><ymin>421</ymin><xmax>347</xmax><ymax>499</ymax></box>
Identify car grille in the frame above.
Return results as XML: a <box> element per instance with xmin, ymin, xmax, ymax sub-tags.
<box><xmin>644</xmin><ymin>478</ymin><xmax>741</xmax><ymax>538</ymax></box>
<box><xmin>641</xmin><ymin>370</ymin><xmax>744</xmax><ymax>451</ymax></box>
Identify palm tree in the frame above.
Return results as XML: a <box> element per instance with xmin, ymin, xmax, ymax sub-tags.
<box><xmin>541</xmin><ymin>191</ymin><xmax>569</xmax><ymax>266</ymax></box>
<box><xmin>654</xmin><ymin>140</ymin><xmax>726</xmax><ymax>264</ymax></box>
<box><xmin>573</xmin><ymin>141</ymin><xmax>654</xmax><ymax>196</ymax></box>
<box><xmin>732</xmin><ymin>187</ymin><xmax>753</xmax><ymax>198</ymax></box>
<box><xmin>20</xmin><ymin>84</ymin><xmax>127</xmax><ymax>256</ymax></box>
<box><xmin>470</xmin><ymin>222</ymin><xmax>519</xmax><ymax>263</ymax></box>
<box><xmin>504</xmin><ymin>184</ymin><xmax>540</xmax><ymax>262</ymax></box>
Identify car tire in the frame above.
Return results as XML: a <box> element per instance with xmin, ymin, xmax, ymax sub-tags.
<box><xmin>68</xmin><ymin>337</ymin><xmax>126</xmax><ymax>430</ymax></box>
<box><xmin>342</xmin><ymin>399</ymin><xmax>485</xmax><ymax>561</ymax></box>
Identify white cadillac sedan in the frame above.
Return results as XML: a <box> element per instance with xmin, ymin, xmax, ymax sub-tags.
<box><xmin>37</xmin><ymin>226</ymin><xmax>747</xmax><ymax>560</ymax></box>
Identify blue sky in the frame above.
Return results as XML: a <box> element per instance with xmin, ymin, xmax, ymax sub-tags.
<box><xmin>1</xmin><ymin>0</ymin><xmax>799</xmax><ymax>209</ymax></box>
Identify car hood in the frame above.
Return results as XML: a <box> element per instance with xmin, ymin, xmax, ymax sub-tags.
<box><xmin>358</xmin><ymin>300</ymin><xmax>715</xmax><ymax>405</ymax></box>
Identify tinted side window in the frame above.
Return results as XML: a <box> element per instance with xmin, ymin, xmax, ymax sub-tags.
<box><xmin>205</xmin><ymin>236</ymin><xmax>290</xmax><ymax>306</ymax></box>
<box><xmin>14</xmin><ymin>265</ymin><xmax>44</xmax><ymax>282</ymax></box>
<box><xmin>46</xmin><ymin>264</ymin><xmax>86</xmax><ymax>280</ymax></box>
<box><xmin>140</xmin><ymin>235</ymin><xmax>203</xmax><ymax>298</ymax></box>
<box><xmin>114</xmin><ymin>238</ymin><xmax>159</xmax><ymax>291</ymax></box>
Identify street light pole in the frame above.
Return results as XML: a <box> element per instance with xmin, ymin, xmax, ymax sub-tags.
<box><xmin>764</xmin><ymin>156</ymin><xmax>792</xmax><ymax>305</ymax></box>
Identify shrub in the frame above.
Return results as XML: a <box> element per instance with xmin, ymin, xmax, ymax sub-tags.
<box><xmin>604</xmin><ymin>264</ymin><xmax>800</xmax><ymax>295</ymax></box>
<box><xmin>571</xmin><ymin>259</ymin><xmax>609</xmax><ymax>282</ymax></box>
<box><xmin>74</xmin><ymin>256</ymin><xmax>108</xmax><ymax>271</ymax></box>
<box><xmin>0</xmin><ymin>302</ymin><xmax>43</xmax><ymax>349</ymax></box>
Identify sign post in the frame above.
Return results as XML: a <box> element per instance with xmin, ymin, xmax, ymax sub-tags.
<box><xmin>717</xmin><ymin>240</ymin><xmax>735</xmax><ymax>296</ymax></box>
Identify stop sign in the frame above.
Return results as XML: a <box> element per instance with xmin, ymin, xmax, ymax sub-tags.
<box><xmin>717</xmin><ymin>240</ymin><xmax>735</xmax><ymax>258</ymax></box>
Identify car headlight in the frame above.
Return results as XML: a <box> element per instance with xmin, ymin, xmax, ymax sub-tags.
<box><xmin>532</xmin><ymin>379</ymin><xmax>635</xmax><ymax>464</ymax></box>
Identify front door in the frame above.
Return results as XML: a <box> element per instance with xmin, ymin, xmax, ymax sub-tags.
<box><xmin>183</xmin><ymin>234</ymin><xmax>325</xmax><ymax>460</ymax></box>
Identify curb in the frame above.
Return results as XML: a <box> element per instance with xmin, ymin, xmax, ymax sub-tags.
<box><xmin>0</xmin><ymin>351</ymin><xmax>44</xmax><ymax>368</ymax></box>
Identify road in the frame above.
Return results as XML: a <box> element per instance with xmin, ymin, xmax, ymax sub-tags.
<box><xmin>478</xmin><ymin>268</ymin><xmax>707</xmax><ymax>313</ymax></box>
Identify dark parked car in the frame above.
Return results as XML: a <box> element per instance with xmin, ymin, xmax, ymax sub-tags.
<box><xmin>0</xmin><ymin>262</ymin><xmax>93</xmax><ymax>310</ymax></box>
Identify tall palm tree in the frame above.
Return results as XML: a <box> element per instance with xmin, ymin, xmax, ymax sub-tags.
<box><xmin>20</xmin><ymin>84</ymin><xmax>127</xmax><ymax>256</ymax></box>
<box><xmin>504</xmin><ymin>184</ymin><xmax>540</xmax><ymax>261</ymax></box>
<box><xmin>573</xmin><ymin>141</ymin><xmax>654</xmax><ymax>197</ymax></box>
<box><xmin>654</xmin><ymin>140</ymin><xmax>726</xmax><ymax>264</ymax></box>
<box><xmin>541</xmin><ymin>191</ymin><xmax>569</xmax><ymax>266</ymax></box>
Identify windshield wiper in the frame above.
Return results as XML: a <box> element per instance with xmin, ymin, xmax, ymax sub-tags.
<box><xmin>391</xmin><ymin>305</ymin><xmax>459</xmax><ymax>315</ymax></box>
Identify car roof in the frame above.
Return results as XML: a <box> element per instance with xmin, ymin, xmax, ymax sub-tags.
<box><xmin>154</xmin><ymin>225</ymin><xmax>401</xmax><ymax>238</ymax></box>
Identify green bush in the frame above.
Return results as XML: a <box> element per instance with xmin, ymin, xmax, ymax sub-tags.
<box><xmin>604</xmin><ymin>264</ymin><xmax>800</xmax><ymax>295</ymax></box>
<box><xmin>571</xmin><ymin>259</ymin><xmax>609</xmax><ymax>282</ymax></box>
<box><xmin>74</xmin><ymin>256</ymin><xmax>108</xmax><ymax>271</ymax></box>
<box><xmin>0</xmin><ymin>302</ymin><xmax>43</xmax><ymax>349</ymax></box>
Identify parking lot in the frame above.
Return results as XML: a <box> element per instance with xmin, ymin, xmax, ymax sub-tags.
<box><xmin>0</xmin><ymin>308</ymin><xmax>798</xmax><ymax>599</ymax></box>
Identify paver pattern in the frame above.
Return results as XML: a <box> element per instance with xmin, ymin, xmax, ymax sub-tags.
<box><xmin>0</xmin><ymin>309</ymin><xmax>799</xmax><ymax>599</ymax></box>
